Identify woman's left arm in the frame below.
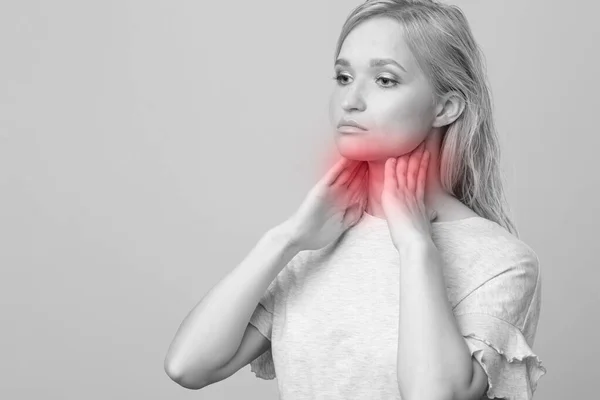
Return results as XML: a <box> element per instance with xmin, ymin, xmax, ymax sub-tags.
<box><xmin>396</xmin><ymin>238</ymin><xmax>488</xmax><ymax>400</ymax></box>
<box><xmin>379</xmin><ymin>143</ymin><xmax>487</xmax><ymax>400</ymax></box>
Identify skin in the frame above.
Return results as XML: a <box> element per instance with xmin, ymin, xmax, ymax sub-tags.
<box><xmin>328</xmin><ymin>16</ymin><xmax>471</xmax><ymax>223</ymax></box>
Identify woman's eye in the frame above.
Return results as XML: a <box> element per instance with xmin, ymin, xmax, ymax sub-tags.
<box><xmin>332</xmin><ymin>74</ymin><xmax>350</xmax><ymax>85</ymax></box>
<box><xmin>332</xmin><ymin>74</ymin><xmax>399</xmax><ymax>88</ymax></box>
<box><xmin>376</xmin><ymin>77</ymin><xmax>399</xmax><ymax>88</ymax></box>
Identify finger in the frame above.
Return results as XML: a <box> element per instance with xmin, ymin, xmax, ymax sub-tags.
<box><xmin>384</xmin><ymin>157</ymin><xmax>398</xmax><ymax>192</ymax></box>
<box><xmin>336</xmin><ymin>163</ymin><xmax>365</xmax><ymax>207</ymax></box>
<box><xmin>343</xmin><ymin>202</ymin><xmax>361</xmax><ymax>225</ymax></box>
<box><xmin>345</xmin><ymin>164</ymin><xmax>368</xmax><ymax>203</ymax></box>
<box><xmin>347</xmin><ymin>162</ymin><xmax>368</xmax><ymax>192</ymax></box>
<box><xmin>416</xmin><ymin>150</ymin><xmax>429</xmax><ymax>204</ymax></box>
<box><xmin>396</xmin><ymin>156</ymin><xmax>407</xmax><ymax>191</ymax></box>
<box><xmin>342</xmin><ymin>161</ymin><xmax>366</xmax><ymax>188</ymax></box>
<box><xmin>332</xmin><ymin>159</ymin><xmax>362</xmax><ymax>187</ymax></box>
<box><xmin>355</xmin><ymin>166</ymin><xmax>369</xmax><ymax>210</ymax></box>
<box><xmin>407</xmin><ymin>142</ymin><xmax>425</xmax><ymax>193</ymax></box>
<box><xmin>359</xmin><ymin>173</ymin><xmax>369</xmax><ymax>209</ymax></box>
<box><xmin>322</xmin><ymin>156</ymin><xmax>352</xmax><ymax>186</ymax></box>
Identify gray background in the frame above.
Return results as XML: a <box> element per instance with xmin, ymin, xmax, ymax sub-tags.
<box><xmin>2</xmin><ymin>0</ymin><xmax>598</xmax><ymax>399</ymax></box>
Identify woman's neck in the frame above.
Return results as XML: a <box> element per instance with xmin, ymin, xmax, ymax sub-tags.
<box><xmin>364</xmin><ymin>129</ymin><xmax>449</xmax><ymax>220</ymax></box>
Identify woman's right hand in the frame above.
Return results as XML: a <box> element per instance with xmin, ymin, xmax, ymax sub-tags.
<box><xmin>284</xmin><ymin>157</ymin><xmax>369</xmax><ymax>251</ymax></box>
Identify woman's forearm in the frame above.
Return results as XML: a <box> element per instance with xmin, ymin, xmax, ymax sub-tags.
<box><xmin>164</xmin><ymin>222</ymin><xmax>301</xmax><ymax>384</ymax></box>
<box><xmin>396</xmin><ymin>238</ymin><xmax>473</xmax><ymax>400</ymax></box>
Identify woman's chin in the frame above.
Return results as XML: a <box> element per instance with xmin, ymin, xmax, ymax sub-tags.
<box><xmin>335</xmin><ymin>139</ymin><xmax>388</xmax><ymax>162</ymax></box>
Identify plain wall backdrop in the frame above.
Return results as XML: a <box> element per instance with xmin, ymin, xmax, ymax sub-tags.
<box><xmin>2</xmin><ymin>0</ymin><xmax>599</xmax><ymax>398</ymax></box>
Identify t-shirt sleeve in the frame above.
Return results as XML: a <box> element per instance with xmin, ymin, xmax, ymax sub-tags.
<box><xmin>248</xmin><ymin>278</ymin><xmax>277</xmax><ymax>380</ymax></box>
<box><xmin>452</xmin><ymin>245</ymin><xmax>547</xmax><ymax>400</ymax></box>
<box><xmin>247</xmin><ymin>250</ymin><xmax>305</xmax><ymax>380</ymax></box>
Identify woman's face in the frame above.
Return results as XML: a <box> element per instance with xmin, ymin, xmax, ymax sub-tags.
<box><xmin>329</xmin><ymin>17</ymin><xmax>438</xmax><ymax>161</ymax></box>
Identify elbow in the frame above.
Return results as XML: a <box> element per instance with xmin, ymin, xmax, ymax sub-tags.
<box><xmin>164</xmin><ymin>357</ymin><xmax>206</xmax><ymax>390</ymax></box>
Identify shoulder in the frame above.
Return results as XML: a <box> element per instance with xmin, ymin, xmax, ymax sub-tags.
<box><xmin>432</xmin><ymin>199</ymin><xmax>536</xmax><ymax>263</ymax></box>
<box><xmin>435</xmin><ymin>211</ymin><xmax>537</xmax><ymax>264</ymax></box>
<box><xmin>435</xmin><ymin>218</ymin><xmax>541</xmax><ymax>310</ymax></box>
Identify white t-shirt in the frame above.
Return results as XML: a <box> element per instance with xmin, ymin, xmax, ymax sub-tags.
<box><xmin>248</xmin><ymin>211</ymin><xmax>546</xmax><ymax>400</ymax></box>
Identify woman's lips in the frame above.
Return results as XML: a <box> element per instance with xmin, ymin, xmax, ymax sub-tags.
<box><xmin>337</xmin><ymin>125</ymin><xmax>368</xmax><ymax>133</ymax></box>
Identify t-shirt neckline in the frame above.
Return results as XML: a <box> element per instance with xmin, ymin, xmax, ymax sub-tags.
<box><xmin>360</xmin><ymin>210</ymin><xmax>491</xmax><ymax>229</ymax></box>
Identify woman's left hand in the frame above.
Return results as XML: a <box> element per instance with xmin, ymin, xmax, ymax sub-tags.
<box><xmin>381</xmin><ymin>141</ymin><xmax>437</xmax><ymax>251</ymax></box>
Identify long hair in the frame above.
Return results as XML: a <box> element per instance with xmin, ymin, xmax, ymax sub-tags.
<box><xmin>334</xmin><ymin>0</ymin><xmax>519</xmax><ymax>237</ymax></box>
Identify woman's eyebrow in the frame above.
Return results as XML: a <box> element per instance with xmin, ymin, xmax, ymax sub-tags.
<box><xmin>334</xmin><ymin>58</ymin><xmax>407</xmax><ymax>73</ymax></box>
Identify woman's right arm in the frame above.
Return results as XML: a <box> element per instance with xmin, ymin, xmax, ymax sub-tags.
<box><xmin>164</xmin><ymin>156</ymin><xmax>368</xmax><ymax>389</ymax></box>
<box><xmin>163</xmin><ymin>221</ymin><xmax>301</xmax><ymax>389</ymax></box>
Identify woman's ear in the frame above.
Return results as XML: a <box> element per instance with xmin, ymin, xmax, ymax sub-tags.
<box><xmin>432</xmin><ymin>91</ymin><xmax>465</xmax><ymax>128</ymax></box>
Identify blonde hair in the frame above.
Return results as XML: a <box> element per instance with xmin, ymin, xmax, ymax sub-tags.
<box><xmin>334</xmin><ymin>0</ymin><xmax>520</xmax><ymax>237</ymax></box>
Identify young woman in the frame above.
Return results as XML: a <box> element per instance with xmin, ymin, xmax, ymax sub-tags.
<box><xmin>164</xmin><ymin>1</ymin><xmax>547</xmax><ymax>399</ymax></box>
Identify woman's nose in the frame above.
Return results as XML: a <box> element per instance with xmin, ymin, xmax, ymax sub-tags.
<box><xmin>341</xmin><ymin>85</ymin><xmax>366</xmax><ymax>112</ymax></box>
